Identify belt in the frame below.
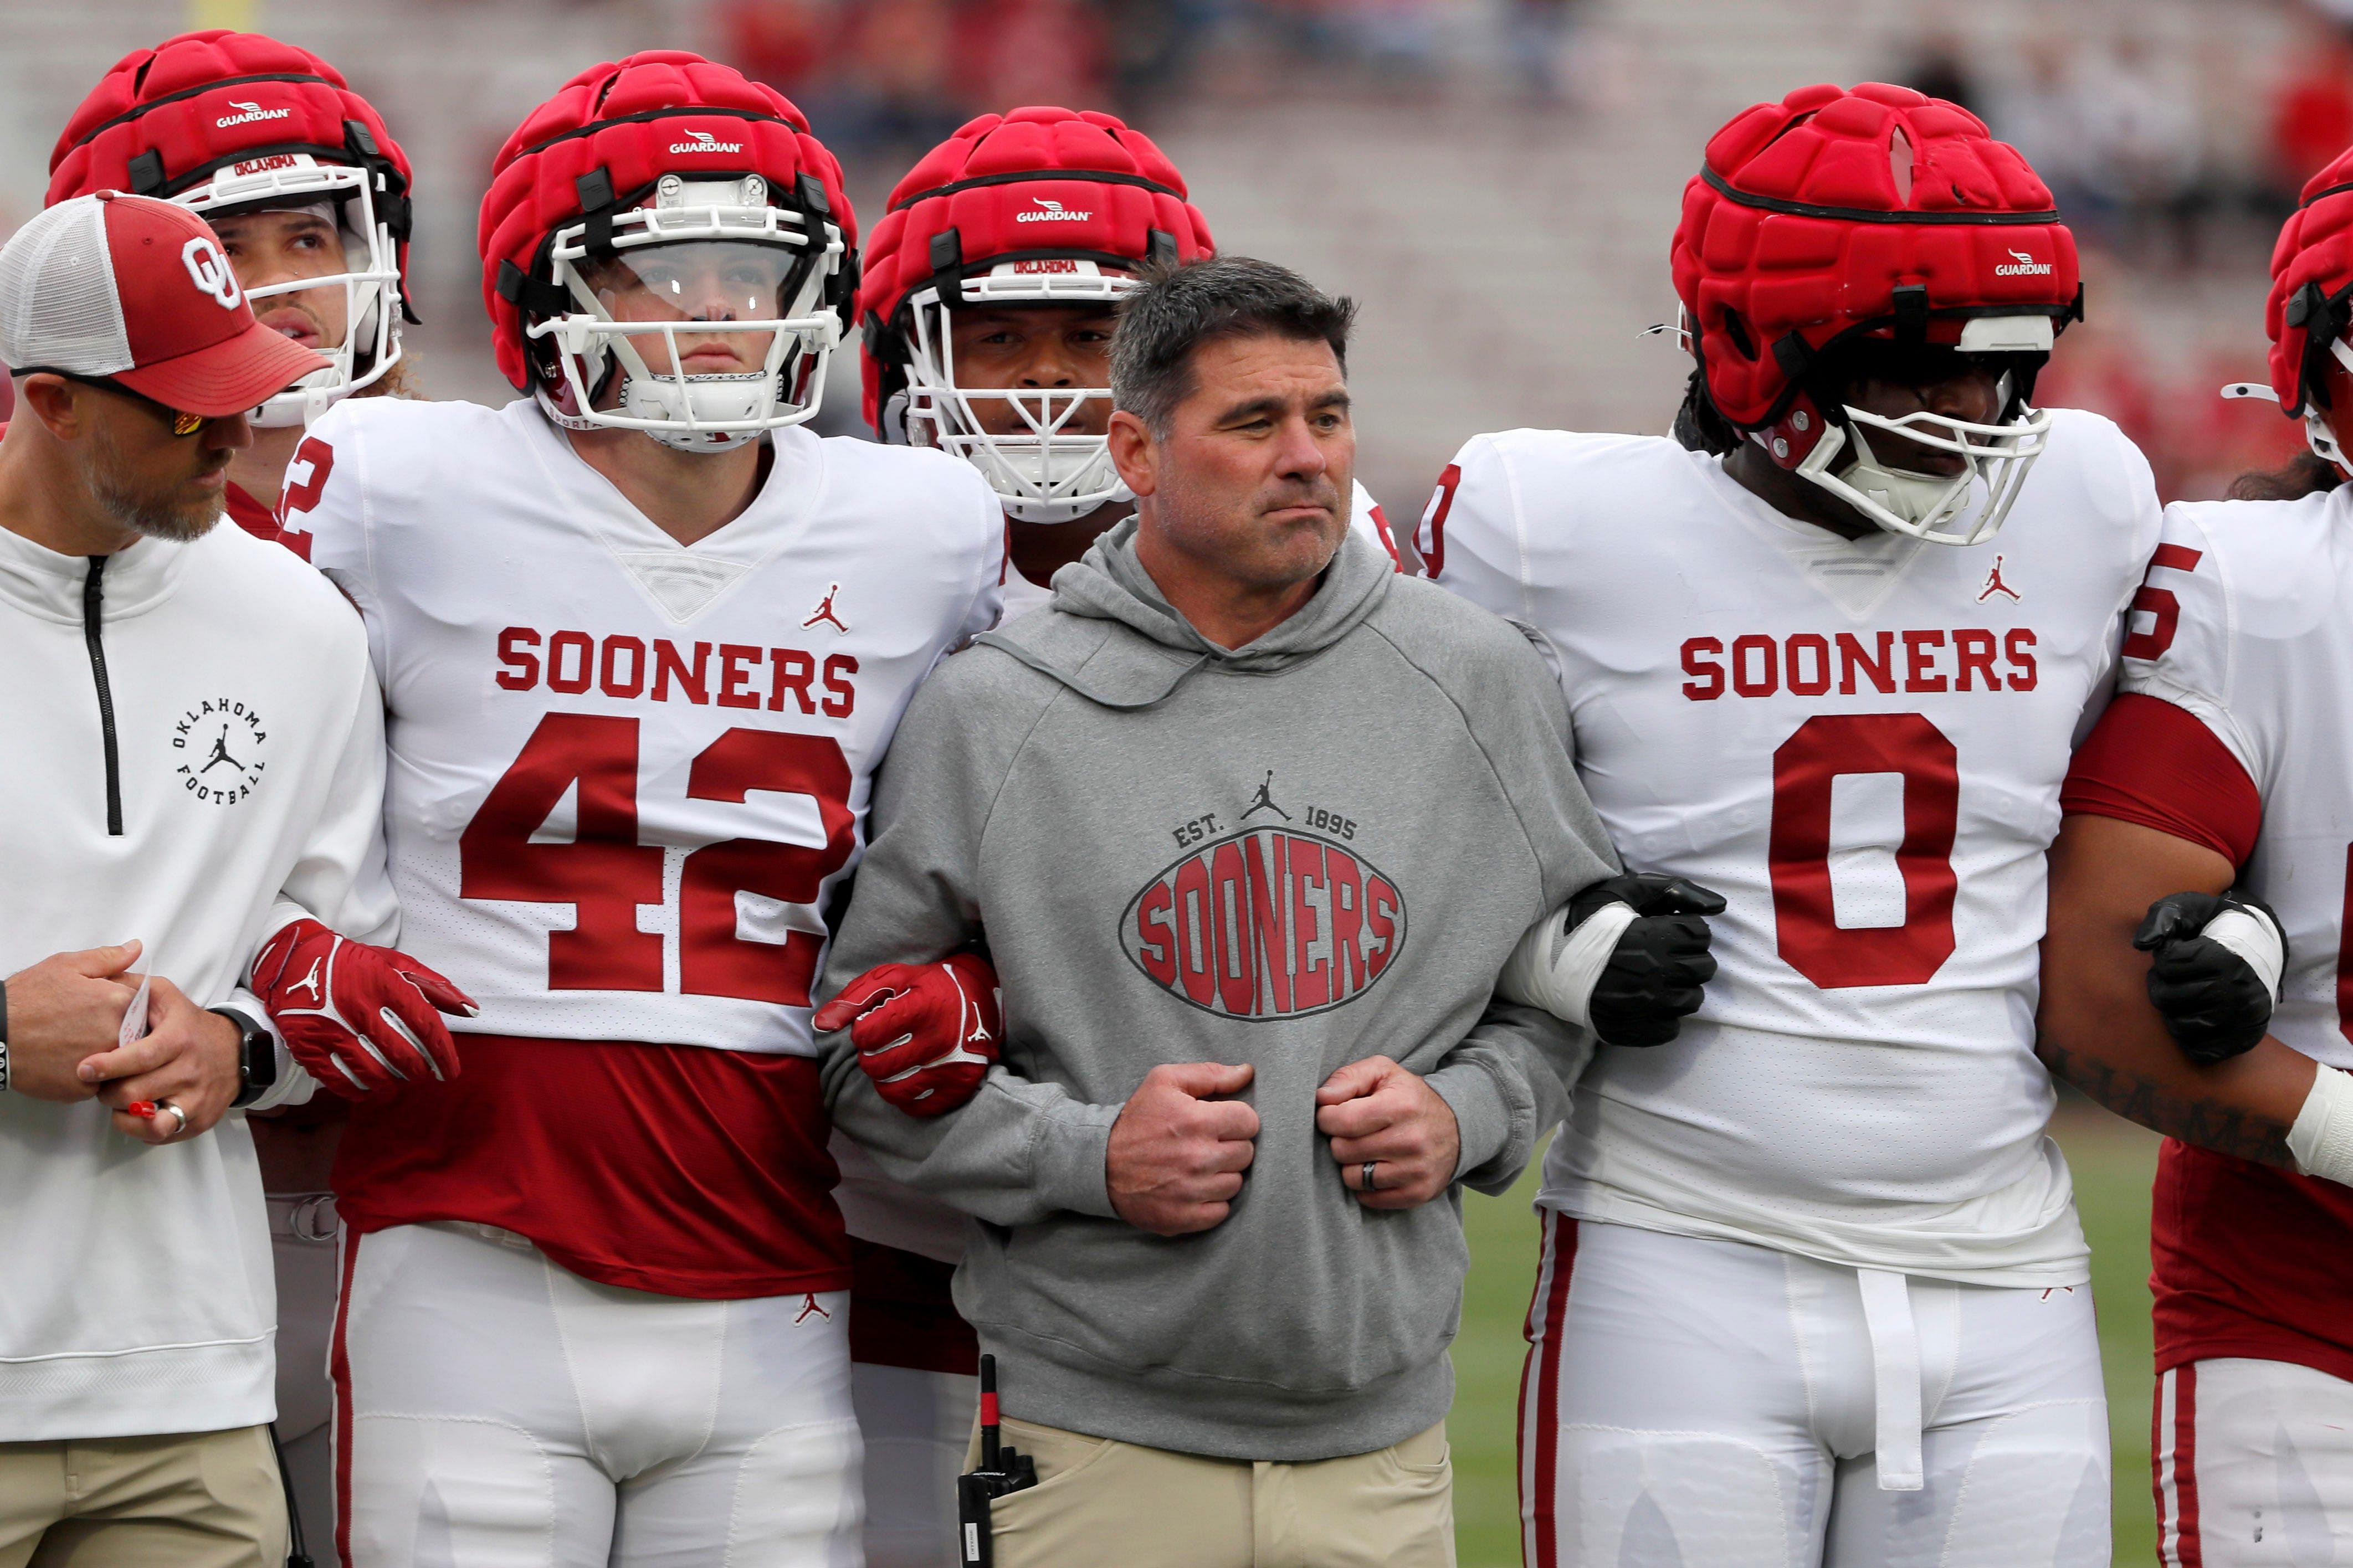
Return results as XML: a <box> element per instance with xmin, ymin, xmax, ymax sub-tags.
<box><xmin>1858</xmin><ymin>1268</ymin><xmax>1924</xmax><ymax>1492</ymax></box>
<box><xmin>265</xmin><ymin>1192</ymin><xmax>341</xmax><ymax>1244</ymax></box>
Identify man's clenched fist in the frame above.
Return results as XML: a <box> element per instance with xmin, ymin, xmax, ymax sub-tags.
<box><xmin>814</xmin><ymin>953</ymin><xmax>1001</xmax><ymax>1116</ymax></box>
<box><xmin>2</xmin><ymin>942</ymin><xmax>141</xmax><ymax>1102</ymax></box>
<box><xmin>1318</xmin><ymin>1056</ymin><xmax>1460</xmax><ymax>1210</ymax></box>
<box><xmin>1499</xmin><ymin>873</ymin><xmax>1724</xmax><ymax>1047</ymax></box>
<box><xmin>1105</xmin><ymin>1062</ymin><xmax>1260</xmax><ymax>1236</ymax></box>
<box><xmin>2135</xmin><ymin>890</ymin><xmax>2287</xmax><ymax>1065</ymax></box>
<box><xmin>77</xmin><ymin>976</ymin><xmax>242</xmax><ymax>1143</ymax></box>
<box><xmin>251</xmin><ymin>919</ymin><xmax>475</xmax><ymax>1098</ymax></box>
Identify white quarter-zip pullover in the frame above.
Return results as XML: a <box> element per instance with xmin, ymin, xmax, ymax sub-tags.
<box><xmin>0</xmin><ymin>513</ymin><xmax>391</xmax><ymax>1441</ymax></box>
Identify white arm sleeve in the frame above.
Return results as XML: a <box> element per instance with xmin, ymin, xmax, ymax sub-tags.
<box><xmin>2290</xmin><ymin>1067</ymin><xmax>2353</xmax><ymax>1187</ymax></box>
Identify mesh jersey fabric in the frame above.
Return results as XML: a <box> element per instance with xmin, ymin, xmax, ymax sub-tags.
<box><xmin>1424</xmin><ymin>413</ymin><xmax>2161</xmax><ymax>1284</ymax></box>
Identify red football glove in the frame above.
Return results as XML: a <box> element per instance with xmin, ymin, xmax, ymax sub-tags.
<box><xmin>251</xmin><ymin>919</ymin><xmax>477</xmax><ymax>1099</ymax></box>
<box><xmin>813</xmin><ymin>953</ymin><xmax>1001</xmax><ymax>1117</ymax></box>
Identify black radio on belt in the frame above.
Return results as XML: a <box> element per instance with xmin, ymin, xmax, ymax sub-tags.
<box><xmin>956</xmin><ymin>1355</ymin><xmax>1038</xmax><ymax>1566</ymax></box>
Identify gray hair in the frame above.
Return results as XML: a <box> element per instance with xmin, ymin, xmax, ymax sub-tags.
<box><xmin>1110</xmin><ymin>256</ymin><xmax>1357</xmax><ymax>437</ymax></box>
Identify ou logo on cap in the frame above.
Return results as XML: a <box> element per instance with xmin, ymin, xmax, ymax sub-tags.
<box><xmin>181</xmin><ymin>237</ymin><xmax>242</xmax><ymax>310</ymax></box>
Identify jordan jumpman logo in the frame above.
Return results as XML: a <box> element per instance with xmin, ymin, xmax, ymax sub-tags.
<box><xmin>803</xmin><ymin>583</ymin><xmax>850</xmax><ymax>634</ymax></box>
<box><xmin>199</xmin><ymin>724</ymin><xmax>242</xmax><ymax>773</ymax></box>
<box><xmin>1242</xmin><ymin>770</ymin><xmax>1291</xmax><ymax>821</ymax></box>
<box><xmin>1977</xmin><ymin>554</ymin><xmax>2021</xmax><ymax>603</ymax></box>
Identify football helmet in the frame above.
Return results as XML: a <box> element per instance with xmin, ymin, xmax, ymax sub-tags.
<box><xmin>1672</xmin><ymin>83</ymin><xmax>2083</xmax><ymax>545</ymax></box>
<box><xmin>2232</xmin><ymin>143</ymin><xmax>2353</xmax><ymax>468</ymax></box>
<box><xmin>858</xmin><ymin>106</ymin><xmax>1213</xmax><ymax>522</ymax></box>
<box><xmin>48</xmin><ymin>29</ymin><xmax>414</xmax><ymax>428</ymax></box>
<box><xmin>479</xmin><ymin>52</ymin><xmax>854</xmax><ymax>454</ymax></box>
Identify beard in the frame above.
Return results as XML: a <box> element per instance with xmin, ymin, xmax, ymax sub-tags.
<box><xmin>81</xmin><ymin>418</ymin><xmax>225</xmax><ymax>543</ymax></box>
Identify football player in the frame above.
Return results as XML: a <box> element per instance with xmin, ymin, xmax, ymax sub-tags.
<box><xmin>2042</xmin><ymin>143</ymin><xmax>2353</xmax><ymax>1566</ymax></box>
<box><xmin>841</xmin><ymin>103</ymin><xmax>1393</xmax><ymax>1568</ymax></box>
<box><xmin>1422</xmin><ymin>84</ymin><xmax>2156</xmax><ymax>1565</ymax></box>
<box><xmin>44</xmin><ymin>32</ymin><xmax>420</xmax><ymax>1565</ymax></box>
<box><xmin>278</xmin><ymin>52</ymin><xmax>1003</xmax><ymax>1565</ymax></box>
<box><xmin>861</xmin><ymin>105</ymin><xmax>1402</xmax><ymax>627</ymax></box>
<box><xmin>48</xmin><ymin>29</ymin><xmax>415</xmax><ymax>554</ymax></box>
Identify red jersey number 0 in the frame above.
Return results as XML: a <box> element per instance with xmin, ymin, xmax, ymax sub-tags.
<box><xmin>1769</xmin><ymin>712</ymin><xmax>1961</xmax><ymax>990</ymax></box>
<box><xmin>459</xmin><ymin>712</ymin><xmax>855</xmax><ymax>1005</ymax></box>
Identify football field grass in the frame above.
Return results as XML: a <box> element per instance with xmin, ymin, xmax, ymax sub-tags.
<box><xmin>1448</xmin><ymin>1107</ymin><xmax>2165</xmax><ymax>1566</ymax></box>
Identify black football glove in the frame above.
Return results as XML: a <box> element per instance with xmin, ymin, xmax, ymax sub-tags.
<box><xmin>2133</xmin><ymin>890</ymin><xmax>2287</xmax><ymax>1066</ymax></box>
<box><xmin>1571</xmin><ymin>873</ymin><xmax>1727</xmax><ymax>1047</ymax></box>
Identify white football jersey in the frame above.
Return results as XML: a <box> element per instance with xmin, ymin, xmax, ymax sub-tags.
<box><xmin>288</xmin><ymin>397</ymin><xmax>1003</xmax><ymax>1056</ymax></box>
<box><xmin>1426</xmin><ymin>409</ymin><xmax>2161</xmax><ymax>1284</ymax></box>
<box><xmin>2116</xmin><ymin>486</ymin><xmax>2353</xmax><ymax>1072</ymax></box>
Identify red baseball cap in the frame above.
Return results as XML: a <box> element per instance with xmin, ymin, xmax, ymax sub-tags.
<box><xmin>0</xmin><ymin>191</ymin><xmax>326</xmax><ymax>418</ymax></box>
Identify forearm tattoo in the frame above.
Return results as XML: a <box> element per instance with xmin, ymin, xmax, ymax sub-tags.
<box><xmin>2041</xmin><ymin>1041</ymin><xmax>2295</xmax><ymax>1168</ymax></box>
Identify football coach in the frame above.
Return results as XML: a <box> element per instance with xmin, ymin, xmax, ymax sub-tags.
<box><xmin>818</xmin><ymin>257</ymin><xmax>1653</xmax><ymax>1566</ymax></box>
<box><xmin>0</xmin><ymin>193</ymin><xmax>463</xmax><ymax>1565</ymax></box>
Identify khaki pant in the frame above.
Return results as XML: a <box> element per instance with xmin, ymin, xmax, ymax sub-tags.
<box><xmin>967</xmin><ymin>1416</ymin><xmax>1454</xmax><ymax>1568</ymax></box>
<box><xmin>0</xmin><ymin>1426</ymin><xmax>287</xmax><ymax>1568</ymax></box>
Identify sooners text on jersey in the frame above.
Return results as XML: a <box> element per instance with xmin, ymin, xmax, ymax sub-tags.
<box><xmin>1424</xmin><ymin>409</ymin><xmax>2161</xmax><ymax>1284</ymax></box>
<box><xmin>287</xmin><ymin>396</ymin><xmax>1002</xmax><ymax>1296</ymax></box>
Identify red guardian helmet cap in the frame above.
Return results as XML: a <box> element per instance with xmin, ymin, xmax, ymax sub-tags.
<box><xmin>1672</xmin><ymin>83</ymin><xmax>2082</xmax><ymax>546</ymax></box>
<box><xmin>0</xmin><ymin>193</ymin><xmax>329</xmax><ymax>419</ymax></box>
<box><xmin>2247</xmin><ymin>146</ymin><xmax>2353</xmax><ymax>467</ymax></box>
<box><xmin>479</xmin><ymin>51</ymin><xmax>856</xmax><ymax>455</ymax></box>
<box><xmin>858</xmin><ymin>106</ymin><xmax>1213</xmax><ymax>522</ymax></box>
<box><xmin>48</xmin><ymin>30</ymin><xmax>416</xmax><ymax>429</ymax></box>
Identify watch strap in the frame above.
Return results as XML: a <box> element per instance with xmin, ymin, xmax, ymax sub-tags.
<box><xmin>212</xmin><ymin>1006</ymin><xmax>275</xmax><ymax>1107</ymax></box>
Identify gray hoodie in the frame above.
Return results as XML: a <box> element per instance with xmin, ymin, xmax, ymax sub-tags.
<box><xmin>819</xmin><ymin>521</ymin><xmax>1619</xmax><ymax>1461</ymax></box>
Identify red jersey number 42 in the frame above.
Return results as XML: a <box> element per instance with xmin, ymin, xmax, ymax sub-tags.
<box><xmin>459</xmin><ymin>712</ymin><xmax>854</xmax><ymax>1005</ymax></box>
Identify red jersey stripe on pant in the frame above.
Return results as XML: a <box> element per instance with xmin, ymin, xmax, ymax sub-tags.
<box><xmin>1518</xmin><ymin>1210</ymin><xmax>1577</xmax><ymax>1568</ymax></box>
<box><xmin>2155</xmin><ymin>1364</ymin><xmax>2204</xmax><ymax>1568</ymax></box>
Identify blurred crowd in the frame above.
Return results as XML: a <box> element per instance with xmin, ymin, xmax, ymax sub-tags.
<box><xmin>1893</xmin><ymin>0</ymin><xmax>2353</xmax><ymax>498</ymax></box>
<box><xmin>715</xmin><ymin>0</ymin><xmax>1598</xmax><ymax>164</ymax></box>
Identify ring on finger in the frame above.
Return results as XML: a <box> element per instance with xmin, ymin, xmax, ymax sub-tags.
<box><xmin>154</xmin><ymin>1099</ymin><xmax>188</xmax><ymax>1138</ymax></box>
<box><xmin>1361</xmin><ymin>1160</ymin><xmax>1380</xmax><ymax>1192</ymax></box>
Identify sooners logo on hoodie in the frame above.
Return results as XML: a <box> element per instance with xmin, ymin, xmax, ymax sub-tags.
<box><xmin>1122</xmin><ymin>827</ymin><xmax>1406</xmax><ymax>1020</ymax></box>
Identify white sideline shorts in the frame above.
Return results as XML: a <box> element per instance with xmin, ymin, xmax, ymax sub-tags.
<box><xmin>2156</xmin><ymin>1357</ymin><xmax>2353</xmax><ymax>1566</ymax></box>
<box><xmin>1518</xmin><ymin>1215</ymin><xmax>2110</xmax><ymax>1567</ymax></box>
<box><xmin>850</xmin><ymin>1364</ymin><xmax>977</xmax><ymax>1568</ymax></box>
<box><xmin>271</xmin><ymin>1191</ymin><xmax>345</xmax><ymax>1567</ymax></box>
<box><xmin>334</xmin><ymin>1221</ymin><xmax>861</xmax><ymax>1568</ymax></box>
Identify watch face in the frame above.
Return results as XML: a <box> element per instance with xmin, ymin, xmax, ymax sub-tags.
<box><xmin>244</xmin><ymin>1024</ymin><xmax>276</xmax><ymax>1084</ymax></box>
<box><xmin>218</xmin><ymin>1010</ymin><xmax>276</xmax><ymax>1103</ymax></box>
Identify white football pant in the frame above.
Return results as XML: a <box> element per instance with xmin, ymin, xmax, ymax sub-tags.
<box><xmin>851</xmin><ymin>1364</ymin><xmax>977</xmax><ymax>1568</ymax></box>
<box><xmin>335</xmin><ymin>1221</ymin><xmax>861</xmax><ymax>1568</ymax></box>
<box><xmin>271</xmin><ymin>1192</ymin><xmax>344</xmax><ymax>1567</ymax></box>
<box><xmin>1519</xmin><ymin>1216</ymin><xmax>2110</xmax><ymax>1567</ymax></box>
<box><xmin>2156</xmin><ymin>1358</ymin><xmax>2353</xmax><ymax>1566</ymax></box>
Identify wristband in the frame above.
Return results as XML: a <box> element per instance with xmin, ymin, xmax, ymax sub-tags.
<box><xmin>1</xmin><ymin>976</ymin><xmax>9</xmax><ymax>1091</ymax></box>
<box><xmin>2288</xmin><ymin>1066</ymin><xmax>2353</xmax><ymax>1186</ymax></box>
<box><xmin>1496</xmin><ymin>901</ymin><xmax>1638</xmax><ymax>1029</ymax></box>
<box><xmin>2204</xmin><ymin>906</ymin><xmax>2286</xmax><ymax>1000</ymax></box>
